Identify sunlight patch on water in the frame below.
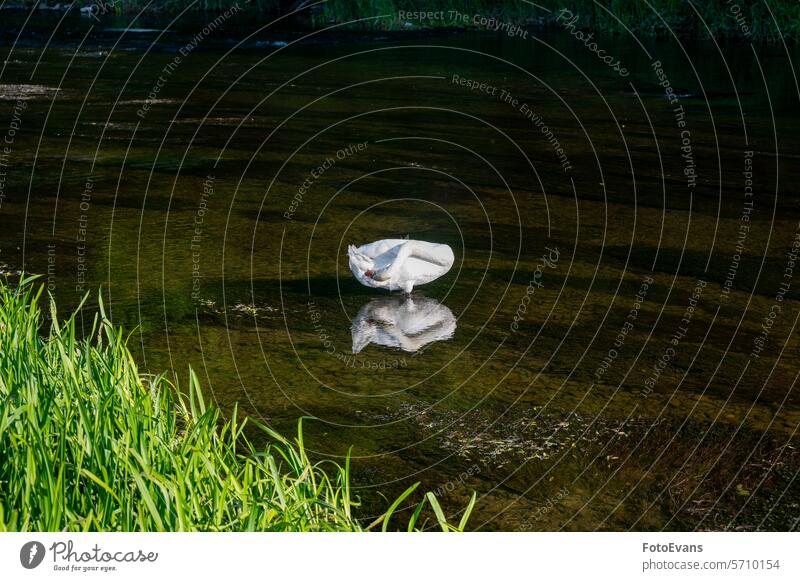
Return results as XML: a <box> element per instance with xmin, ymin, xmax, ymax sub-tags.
<box><xmin>0</xmin><ymin>84</ymin><xmax>60</xmax><ymax>100</ymax></box>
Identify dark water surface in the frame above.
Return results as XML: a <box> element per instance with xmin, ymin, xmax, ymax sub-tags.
<box><xmin>1</xmin><ymin>11</ymin><xmax>799</xmax><ymax>530</ymax></box>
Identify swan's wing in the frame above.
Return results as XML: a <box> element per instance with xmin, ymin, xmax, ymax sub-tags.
<box><xmin>357</xmin><ymin>239</ymin><xmax>407</xmax><ymax>259</ymax></box>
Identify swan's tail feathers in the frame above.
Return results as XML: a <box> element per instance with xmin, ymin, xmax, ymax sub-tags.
<box><xmin>348</xmin><ymin>244</ymin><xmax>374</xmax><ymax>273</ymax></box>
<box><xmin>348</xmin><ymin>244</ymin><xmax>365</xmax><ymax>260</ymax></box>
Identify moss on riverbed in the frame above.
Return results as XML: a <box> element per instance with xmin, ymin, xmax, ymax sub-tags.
<box><xmin>361</xmin><ymin>402</ymin><xmax>800</xmax><ymax>530</ymax></box>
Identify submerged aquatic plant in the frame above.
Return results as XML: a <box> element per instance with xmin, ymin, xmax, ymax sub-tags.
<box><xmin>0</xmin><ymin>277</ymin><xmax>474</xmax><ymax>532</ymax></box>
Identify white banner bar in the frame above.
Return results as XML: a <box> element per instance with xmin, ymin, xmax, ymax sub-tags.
<box><xmin>1</xmin><ymin>532</ymin><xmax>797</xmax><ymax>580</ymax></box>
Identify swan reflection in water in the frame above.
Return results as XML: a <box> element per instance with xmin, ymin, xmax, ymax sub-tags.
<box><xmin>351</xmin><ymin>296</ymin><xmax>456</xmax><ymax>354</ymax></box>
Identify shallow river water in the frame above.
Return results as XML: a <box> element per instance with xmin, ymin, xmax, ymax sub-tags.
<box><xmin>1</xmin><ymin>11</ymin><xmax>799</xmax><ymax>530</ymax></box>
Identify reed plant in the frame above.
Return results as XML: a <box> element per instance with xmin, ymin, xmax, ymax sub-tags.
<box><xmin>0</xmin><ymin>277</ymin><xmax>474</xmax><ymax>532</ymax></box>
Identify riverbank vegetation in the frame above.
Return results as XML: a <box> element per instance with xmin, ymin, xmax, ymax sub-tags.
<box><xmin>19</xmin><ymin>0</ymin><xmax>799</xmax><ymax>42</ymax></box>
<box><xmin>306</xmin><ymin>0</ymin><xmax>800</xmax><ymax>41</ymax></box>
<box><xmin>0</xmin><ymin>278</ymin><xmax>473</xmax><ymax>531</ymax></box>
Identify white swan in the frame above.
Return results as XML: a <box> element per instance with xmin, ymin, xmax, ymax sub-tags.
<box><xmin>347</xmin><ymin>239</ymin><xmax>454</xmax><ymax>293</ymax></box>
<box><xmin>351</xmin><ymin>296</ymin><xmax>456</xmax><ymax>353</ymax></box>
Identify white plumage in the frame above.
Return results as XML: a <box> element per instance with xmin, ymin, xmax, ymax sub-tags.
<box><xmin>347</xmin><ymin>239</ymin><xmax>454</xmax><ymax>293</ymax></box>
<box><xmin>351</xmin><ymin>296</ymin><xmax>456</xmax><ymax>353</ymax></box>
